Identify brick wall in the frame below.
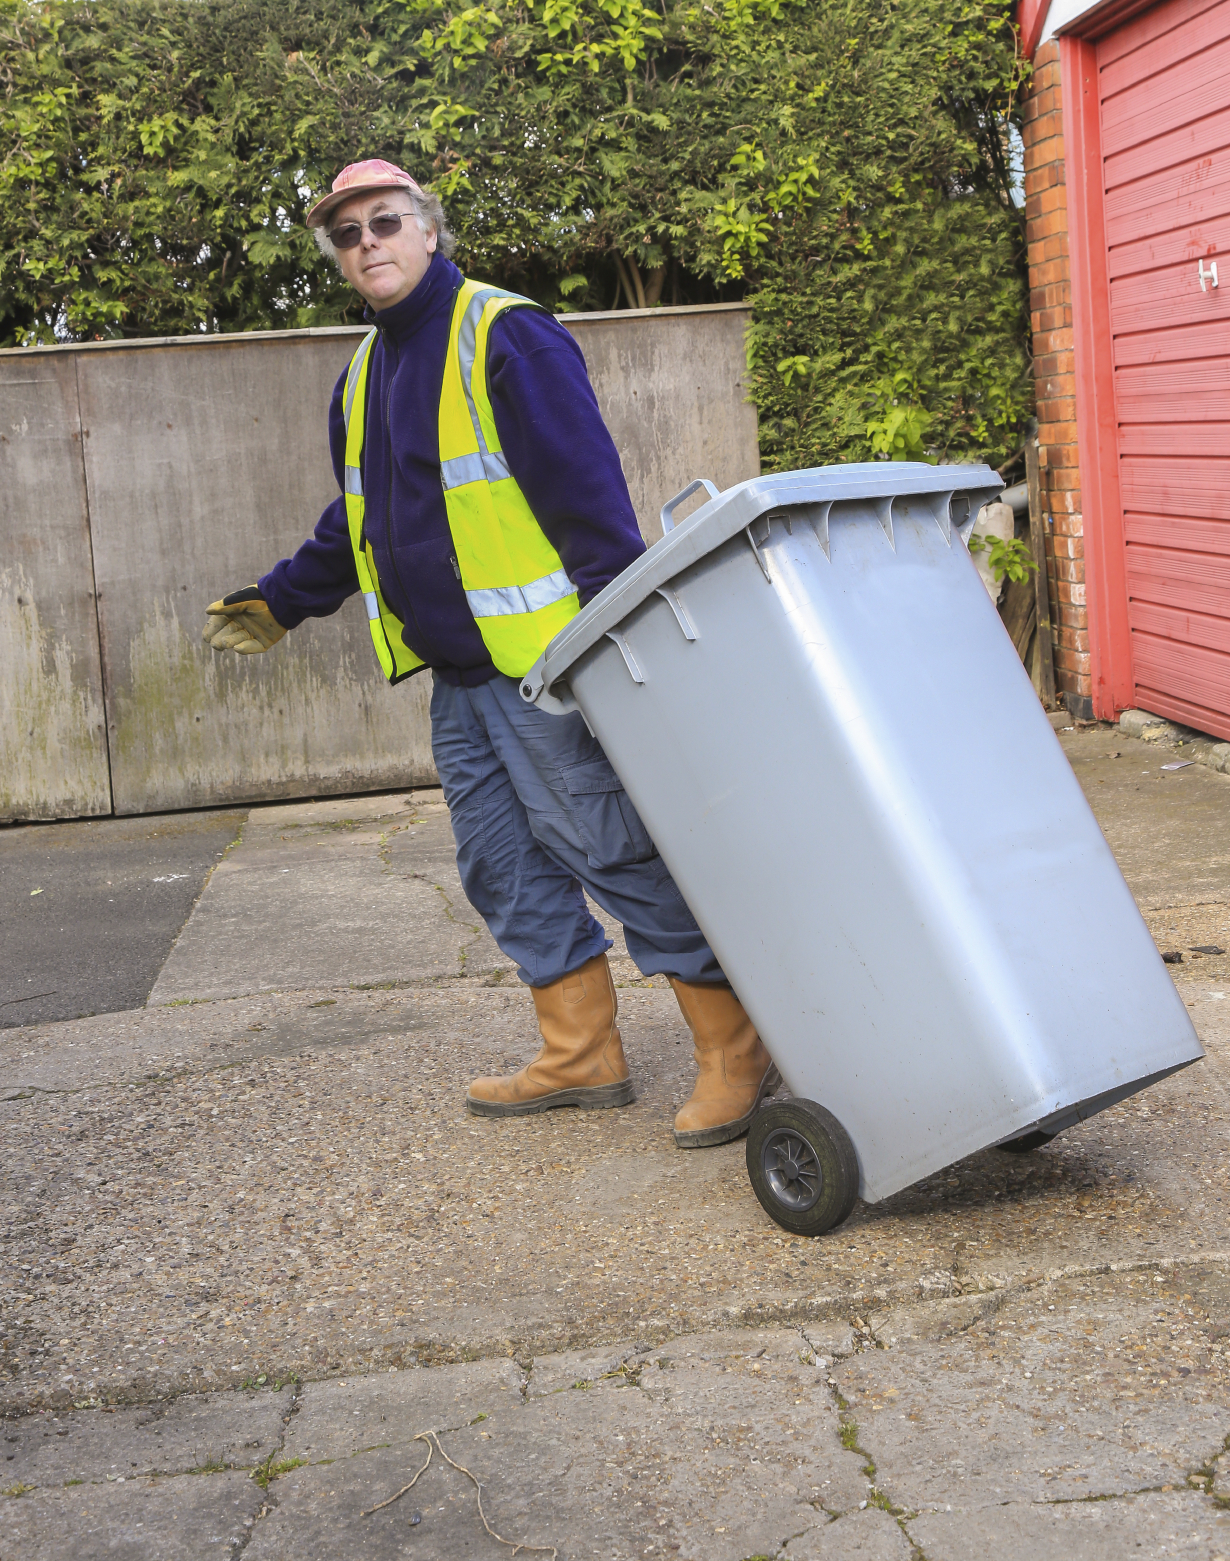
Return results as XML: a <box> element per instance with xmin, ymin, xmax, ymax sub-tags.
<box><xmin>1022</xmin><ymin>40</ymin><xmax>1093</xmax><ymax>719</ymax></box>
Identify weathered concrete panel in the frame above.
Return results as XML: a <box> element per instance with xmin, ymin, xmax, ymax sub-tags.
<box><xmin>561</xmin><ymin>303</ymin><xmax>759</xmax><ymax>542</ymax></box>
<box><xmin>3</xmin><ymin>303</ymin><xmax>758</xmax><ymax>816</ymax></box>
<box><xmin>76</xmin><ymin>331</ymin><xmax>436</xmax><ymax>815</ymax></box>
<box><xmin>0</xmin><ymin>356</ymin><xmax>111</xmax><ymax>820</ymax></box>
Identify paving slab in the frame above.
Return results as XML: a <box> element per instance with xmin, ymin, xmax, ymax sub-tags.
<box><xmin>245</xmin><ymin>1327</ymin><xmax>871</xmax><ymax>1561</ymax></box>
<box><xmin>908</xmin><ymin>1489</ymin><xmax>1230</xmax><ymax>1561</ymax></box>
<box><xmin>146</xmin><ymin>791</ymin><xmax>510</xmax><ymax>1003</ymax></box>
<box><xmin>1</xmin><ymin>1469</ymin><xmax>263</xmax><ymax>1560</ymax></box>
<box><xmin>837</xmin><ymin>1265</ymin><xmax>1230</xmax><ymax>1511</ymax></box>
<box><xmin>1</xmin><ymin>1385</ymin><xmax>292</xmax><ymax>1486</ymax></box>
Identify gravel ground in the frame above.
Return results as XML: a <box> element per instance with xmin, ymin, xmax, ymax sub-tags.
<box><xmin>2</xmin><ymin>723</ymin><xmax>1229</xmax><ymax>1558</ymax></box>
<box><xmin>2</xmin><ymin>976</ymin><xmax>1227</xmax><ymax>1418</ymax></box>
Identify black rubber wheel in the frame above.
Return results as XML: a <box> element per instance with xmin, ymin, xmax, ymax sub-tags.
<box><xmin>996</xmin><ymin>1129</ymin><xmax>1057</xmax><ymax>1154</ymax></box>
<box><xmin>745</xmin><ymin>1098</ymin><xmax>860</xmax><ymax>1237</ymax></box>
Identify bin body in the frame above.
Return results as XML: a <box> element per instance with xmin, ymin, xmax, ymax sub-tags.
<box><xmin>521</xmin><ymin>465</ymin><xmax>1203</xmax><ymax>1202</ymax></box>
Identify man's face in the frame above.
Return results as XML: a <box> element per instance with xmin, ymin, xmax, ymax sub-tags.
<box><xmin>330</xmin><ymin>190</ymin><xmax>437</xmax><ymax>312</ymax></box>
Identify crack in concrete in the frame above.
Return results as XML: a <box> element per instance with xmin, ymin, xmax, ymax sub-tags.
<box><xmin>232</xmin><ymin>1377</ymin><xmax>304</xmax><ymax>1552</ymax></box>
<box><xmin>803</xmin><ymin>1275</ymin><xmax>1230</xmax><ymax>1557</ymax></box>
<box><xmin>787</xmin><ymin>1320</ymin><xmax>938</xmax><ymax>1556</ymax></box>
<box><xmin>425</xmin><ymin>881</ymin><xmax>488</xmax><ymax>975</ymax></box>
<box><xmin>0</xmin><ymin>1379</ymin><xmax>305</xmax><ymax>1515</ymax></box>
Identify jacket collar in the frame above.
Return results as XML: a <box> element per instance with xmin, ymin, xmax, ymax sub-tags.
<box><xmin>366</xmin><ymin>251</ymin><xmax>462</xmax><ymax>344</ymax></box>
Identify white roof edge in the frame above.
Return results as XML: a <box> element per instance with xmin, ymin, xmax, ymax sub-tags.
<box><xmin>1040</xmin><ymin>0</ymin><xmax>1114</xmax><ymax>44</ymax></box>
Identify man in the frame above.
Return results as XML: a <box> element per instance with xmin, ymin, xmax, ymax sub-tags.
<box><xmin>203</xmin><ymin>158</ymin><xmax>777</xmax><ymax>1148</ymax></box>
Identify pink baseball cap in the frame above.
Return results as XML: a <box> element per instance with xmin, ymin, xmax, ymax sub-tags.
<box><xmin>305</xmin><ymin>159</ymin><xmax>426</xmax><ymax>229</ymax></box>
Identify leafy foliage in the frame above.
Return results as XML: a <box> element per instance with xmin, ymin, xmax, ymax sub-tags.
<box><xmin>0</xmin><ymin>0</ymin><xmax>1032</xmax><ymax>468</ymax></box>
<box><xmin>968</xmin><ymin>531</ymin><xmax>1037</xmax><ymax>583</ymax></box>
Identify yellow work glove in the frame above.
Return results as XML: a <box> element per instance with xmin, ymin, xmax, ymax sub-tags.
<box><xmin>202</xmin><ymin>586</ymin><xmax>287</xmax><ymax>655</ymax></box>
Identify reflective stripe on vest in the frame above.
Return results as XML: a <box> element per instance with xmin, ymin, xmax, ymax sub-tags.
<box><xmin>341</xmin><ymin>328</ymin><xmax>423</xmax><ymax>684</ymax></box>
<box><xmin>341</xmin><ymin>279</ymin><xmax>581</xmax><ymax>685</ymax></box>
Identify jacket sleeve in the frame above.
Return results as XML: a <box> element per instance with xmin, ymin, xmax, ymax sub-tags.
<box><xmin>258</xmin><ymin>365</ymin><xmax>360</xmax><ymax>630</ymax></box>
<box><xmin>485</xmin><ymin>308</ymin><xmax>646</xmax><ymax>607</ymax></box>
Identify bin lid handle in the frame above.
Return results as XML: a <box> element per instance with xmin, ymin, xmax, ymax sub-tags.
<box><xmin>660</xmin><ymin>478</ymin><xmax>721</xmax><ymax>534</ymax></box>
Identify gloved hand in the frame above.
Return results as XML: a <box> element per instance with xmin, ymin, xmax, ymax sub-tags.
<box><xmin>202</xmin><ymin>586</ymin><xmax>287</xmax><ymax>655</ymax></box>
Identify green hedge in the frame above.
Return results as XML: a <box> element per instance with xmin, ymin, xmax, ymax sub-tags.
<box><xmin>0</xmin><ymin>0</ymin><xmax>1032</xmax><ymax>469</ymax></box>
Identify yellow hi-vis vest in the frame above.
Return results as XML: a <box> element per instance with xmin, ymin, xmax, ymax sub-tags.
<box><xmin>341</xmin><ymin>278</ymin><xmax>581</xmax><ymax>684</ymax></box>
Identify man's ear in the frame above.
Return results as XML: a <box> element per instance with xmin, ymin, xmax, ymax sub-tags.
<box><xmin>426</xmin><ymin>225</ymin><xmax>438</xmax><ymax>253</ymax></box>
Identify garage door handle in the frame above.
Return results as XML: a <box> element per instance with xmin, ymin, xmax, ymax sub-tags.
<box><xmin>1199</xmin><ymin>259</ymin><xmax>1218</xmax><ymax>292</ymax></box>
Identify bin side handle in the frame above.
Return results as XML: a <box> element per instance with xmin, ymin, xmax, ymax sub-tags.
<box><xmin>655</xmin><ymin>587</ymin><xmax>697</xmax><ymax>641</ymax></box>
<box><xmin>660</xmin><ymin>478</ymin><xmax>720</xmax><ymax>534</ymax></box>
<box><xmin>948</xmin><ymin>491</ymin><xmax>980</xmax><ymax>546</ymax></box>
<box><xmin>744</xmin><ymin>520</ymin><xmax>772</xmax><ymax>582</ymax></box>
<box><xmin>606</xmin><ymin>629</ymin><xmax>645</xmax><ymax>684</ymax></box>
<box><xmin>805</xmin><ymin>501</ymin><xmax>833</xmax><ymax>558</ymax></box>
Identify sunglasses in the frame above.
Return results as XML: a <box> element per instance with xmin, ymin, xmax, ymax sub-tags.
<box><xmin>328</xmin><ymin>211</ymin><xmax>417</xmax><ymax>249</ymax></box>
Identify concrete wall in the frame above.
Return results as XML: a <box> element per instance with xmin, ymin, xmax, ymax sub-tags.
<box><xmin>562</xmin><ymin>305</ymin><xmax>760</xmax><ymax>543</ymax></box>
<box><xmin>0</xmin><ymin>356</ymin><xmax>111</xmax><ymax>819</ymax></box>
<box><xmin>0</xmin><ymin>303</ymin><xmax>757</xmax><ymax>819</ymax></box>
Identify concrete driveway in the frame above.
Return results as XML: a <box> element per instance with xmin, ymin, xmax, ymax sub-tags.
<box><xmin>1</xmin><ymin>724</ymin><xmax>1228</xmax><ymax>1559</ymax></box>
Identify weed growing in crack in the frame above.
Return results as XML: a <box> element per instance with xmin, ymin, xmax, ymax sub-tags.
<box><xmin>250</xmin><ymin>1454</ymin><xmax>307</xmax><ymax>1490</ymax></box>
<box><xmin>189</xmin><ymin>1453</ymin><xmax>229</xmax><ymax>1476</ymax></box>
<box><xmin>3</xmin><ymin>1482</ymin><xmax>35</xmax><ymax>1498</ymax></box>
<box><xmin>238</xmin><ymin>1370</ymin><xmax>298</xmax><ymax>1393</ymax></box>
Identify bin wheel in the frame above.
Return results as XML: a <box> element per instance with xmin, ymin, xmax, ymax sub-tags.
<box><xmin>996</xmin><ymin>1129</ymin><xmax>1057</xmax><ymax>1155</ymax></box>
<box><xmin>745</xmin><ymin>1099</ymin><xmax>859</xmax><ymax>1237</ymax></box>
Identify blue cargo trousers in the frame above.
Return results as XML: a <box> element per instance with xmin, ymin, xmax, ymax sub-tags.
<box><xmin>429</xmin><ymin>672</ymin><xmax>725</xmax><ymax>988</ymax></box>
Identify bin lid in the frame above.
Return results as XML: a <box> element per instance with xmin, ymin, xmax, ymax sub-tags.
<box><xmin>522</xmin><ymin>461</ymin><xmax>1002</xmax><ymax>708</ymax></box>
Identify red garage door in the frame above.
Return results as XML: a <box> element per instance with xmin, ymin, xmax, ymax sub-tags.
<box><xmin>1099</xmin><ymin>0</ymin><xmax>1230</xmax><ymax>738</ymax></box>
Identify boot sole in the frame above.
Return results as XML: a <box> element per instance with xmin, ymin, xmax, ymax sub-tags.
<box><xmin>673</xmin><ymin>1064</ymin><xmax>782</xmax><ymax>1149</ymax></box>
<box><xmin>465</xmin><ymin>1078</ymin><xmax>636</xmax><ymax>1118</ymax></box>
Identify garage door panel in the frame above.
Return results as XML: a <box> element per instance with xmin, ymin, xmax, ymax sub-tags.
<box><xmin>1125</xmin><ymin>547</ymin><xmax>1230</xmax><ymax>615</ymax></box>
<box><xmin>1099</xmin><ymin>0</ymin><xmax>1223</xmax><ymax>66</ymax></box>
<box><xmin>1100</xmin><ymin>0</ymin><xmax>1230</xmax><ymax>100</ymax></box>
<box><xmin>1124</xmin><ymin>512</ymin><xmax>1230</xmax><ymax>554</ymax></box>
<box><xmin>1132</xmin><ymin>641</ymin><xmax>1230</xmax><ymax>701</ymax></box>
<box><xmin>1125</xmin><ymin>572</ymin><xmax>1230</xmax><ymax>623</ymax></box>
<box><xmin>1109</xmin><ymin>216</ymin><xmax>1230</xmax><ymax>284</ymax></box>
<box><xmin>1118</xmin><ymin>422</ymin><xmax>1230</xmax><ymax>455</ymax></box>
<box><xmin>1109</xmin><ymin>263</ymin><xmax>1230</xmax><ymax>332</ymax></box>
<box><xmin>1100</xmin><ymin>0</ymin><xmax>1230</xmax><ymax>731</ymax></box>
<box><xmin>1114</xmin><ymin>361</ymin><xmax>1230</xmax><ymax>412</ymax></box>
<box><xmin>1114</xmin><ymin>318</ymin><xmax>1230</xmax><ymax>367</ymax></box>
<box><xmin>1128</xmin><ymin>597</ymin><xmax>1230</xmax><ymax>654</ymax></box>
<box><xmin>1131</xmin><ymin>634</ymin><xmax>1230</xmax><ymax>720</ymax></box>
<box><xmin>1105</xmin><ymin>102</ymin><xmax>1230</xmax><ymax>191</ymax></box>
<box><xmin>1126</xmin><ymin>681</ymin><xmax>1230</xmax><ymax>740</ymax></box>
<box><xmin>1118</xmin><ymin>456</ymin><xmax>1230</xmax><ymax>517</ymax></box>
<box><xmin>1104</xmin><ymin>162</ymin><xmax>1230</xmax><ymax>256</ymax></box>
<box><xmin>1102</xmin><ymin>34</ymin><xmax>1230</xmax><ymax>153</ymax></box>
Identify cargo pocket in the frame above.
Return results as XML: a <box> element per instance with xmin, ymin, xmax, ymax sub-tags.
<box><xmin>560</xmin><ymin>757</ymin><xmax>657</xmax><ymax>868</ymax></box>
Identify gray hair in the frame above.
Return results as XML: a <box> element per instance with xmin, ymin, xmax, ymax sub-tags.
<box><xmin>313</xmin><ymin>187</ymin><xmax>456</xmax><ymax>266</ymax></box>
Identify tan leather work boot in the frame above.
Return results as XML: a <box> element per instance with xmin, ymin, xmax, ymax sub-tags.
<box><xmin>466</xmin><ymin>952</ymin><xmax>634</xmax><ymax>1117</ymax></box>
<box><xmin>669</xmin><ymin>979</ymin><xmax>780</xmax><ymax>1148</ymax></box>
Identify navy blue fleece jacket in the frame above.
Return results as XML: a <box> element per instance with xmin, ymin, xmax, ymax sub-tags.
<box><xmin>259</xmin><ymin>252</ymin><xmax>645</xmax><ymax>686</ymax></box>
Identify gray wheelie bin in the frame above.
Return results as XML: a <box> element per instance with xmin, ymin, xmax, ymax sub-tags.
<box><xmin>519</xmin><ymin>463</ymin><xmax>1204</xmax><ymax>1237</ymax></box>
